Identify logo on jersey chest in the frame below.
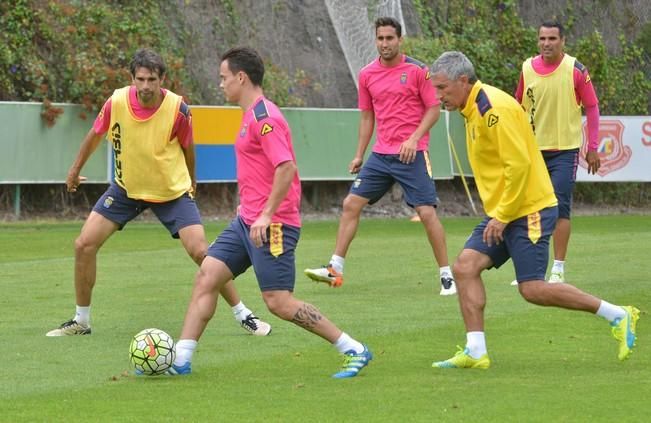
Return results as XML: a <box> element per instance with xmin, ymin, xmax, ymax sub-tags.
<box><xmin>400</xmin><ymin>72</ymin><xmax>407</xmax><ymax>84</ymax></box>
<box><xmin>240</xmin><ymin>123</ymin><xmax>248</xmax><ymax>137</ymax></box>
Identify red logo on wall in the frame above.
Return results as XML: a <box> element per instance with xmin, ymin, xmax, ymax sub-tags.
<box><xmin>579</xmin><ymin>120</ymin><xmax>632</xmax><ymax>176</ymax></box>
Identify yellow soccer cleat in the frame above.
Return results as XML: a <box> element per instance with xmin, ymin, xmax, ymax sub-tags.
<box><xmin>432</xmin><ymin>346</ymin><xmax>490</xmax><ymax>369</ymax></box>
<box><xmin>611</xmin><ymin>306</ymin><xmax>640</xmax><ymax>361</ymax></box>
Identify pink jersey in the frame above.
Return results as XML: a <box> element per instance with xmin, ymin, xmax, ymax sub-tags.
<box><xmin>515</xmin><ymin>55</ymin><xmax>600</xmax><ymax>150</ymax></box>
<box><xmin>93</xmin><ymin>86</ymin><xmax>192</xmax><ymax>148</ymax></box>
<box><xmin>358</xmin><ymin>54</ymin><xmax>440</xmax><ymax>154</ymax></box>
<box><xmin>235</xmin><ymin>96</ymin><xmax>301</xmax><ymax>227</ymax></box>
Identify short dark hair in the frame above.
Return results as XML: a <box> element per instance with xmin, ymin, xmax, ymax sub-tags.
<box><xmin>220</xmin><ymin>47</ymin><xmax>265</xmax><ymax>87</ymax></box>
<box><xmin>375</xmin><ymin>16</ymin><xmax>402</xmax><ymax>38</ymax></box>
<box><xmin>129</xmin><ymin>48</ymin><xmax>166</xmax><ymax>77</ymax></box>
<box><xmin>540</xmin><ymin>21</ymin><xmax>565</xmax><ymax>38</ymax></box>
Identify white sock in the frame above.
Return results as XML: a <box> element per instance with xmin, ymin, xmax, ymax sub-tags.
<box><xmin>75</xmin><ymin>305</ymin><xmax>90</xmax><ymax>326</ymax></box>
<box><xmin>439</xmin><ymin>266</ymin><xmax>452</xmax><ymax>277</ymax></box>
<box><xmin>329</xmin><ymin>255</ymin><xmax>345</xmax><ymax>274</ymax></box>
<box><xmin>466</xmin><ymin>331</ymin><xmax>487</xmax><ymax>359</ymax></box>
<box><xmin>552</xmin><ymin>260</ymin><xmax>565</xmax><ymax>273</ymax></box>
<box><xmin>333</xmin><ymin>332</ymin><xmax>364</xmax><ymax>354</ymax></box>
<box><xmin>174</xmin><ymin>339</ymin><xmax>198</xmax><ymax>365</ymax></box>
<box><xmin>231</xmin><ymin>301</ymin><xmax>252</xmax><ymax>322</ymax></box>
<box><xmin>596</xmin><ymin>301</ymin><xmax>626</xmax><ymax>323</ymax></box>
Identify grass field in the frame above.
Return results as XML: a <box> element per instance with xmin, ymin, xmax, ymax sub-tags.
<box><xmin>1</xmin><ymin>215</ymin><xmax>649</xmax><ymax>422</ymax></box>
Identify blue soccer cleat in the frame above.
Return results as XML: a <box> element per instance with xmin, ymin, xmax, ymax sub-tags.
<box><xmin>332</xmin><ymin>345</ymin><xmax>372</xmax><ymax>378</ymax></box>
<box><xmin>167</xmin><ymin>361</ymin><xmax>192</xmax><ymax>375</ymax></box>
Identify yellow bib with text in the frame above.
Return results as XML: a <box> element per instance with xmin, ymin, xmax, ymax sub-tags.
<box><xmin>108</xmin><ymin>87</ymin><xmax>190</xmax><ymax>201</ymax></box>
<box><xmin>521</xmin><ymin>55</ymin><xmax>583</xmax><ymax>150</ymax></box>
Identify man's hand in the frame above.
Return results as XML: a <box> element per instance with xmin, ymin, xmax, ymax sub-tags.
<box><xmin>349</xmin><ymin>157</ymin><xmax>364</xmax><ymax>174</ymax></box>
<box><xmin>483</xmin><ymin>218</ymin><xmax>506</xmax><ymax>247</ymax></box>
<box><xmin>398</xmin><ymin>138</ymin><xmax>418</xmax><ymax>164</ymax></box>
<box><xmin>249</xmin><ymin>214</ymin><xmax>272</xmax><ymax>248</ymax></box>
<box><xmin>188</xmin><ymin>180</ymin><xmax>197</xmax><ymax>199</ymax></box>
<box><xmin>65</xmin><ymin>168</ymin><xmax>87</xmax><ymax>193</ymax></box>
<box><xmin>585</xmin><ymin>150</ymin><xmax>601</xmax><ymax>175</ymax></box>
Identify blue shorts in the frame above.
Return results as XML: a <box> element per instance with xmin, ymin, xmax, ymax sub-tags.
<box><xmin>464</xmin><ymin>206</ymin><xmax>558</xmax><ymax>283</ymax></box>
<box><xmin>206</xmin><ymin>216</ymin><xmax>300</xmax><ymax>292</ymax></box>
<box><xmin>542</xmin><ymin>149</ymin><xmax>579</xmax><ymax>219</ymax></box>
<box><xmin>92</xmin><ymin>184</ymin><xmax>201</xmax><ymax>238</ymax></box>
<box><xmin>350</xmin><ymin>151</ymin><xmax>438</xmax><ymax>208</ymax></box>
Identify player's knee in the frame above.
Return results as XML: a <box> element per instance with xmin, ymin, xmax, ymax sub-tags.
<box><xmin>74</xmin><ymin>234</ymin><xmax>99</xmax><ymax>256</ymax></box>
<box><xmin>452</xmin><ymin>257</ymin><xmax>479</xmax><ymax>280</ymax></box>
<box><xmin>262</xmin><ymin>292</ymin><xmax>293</xmax><ymax>319</ymax></box>
<box><xmin>194</xmin><ymin>267</ymin><xmax>219</xmax><ymax>293</ymax></box>
<box><xmin>189</xmin><ymin>249</ymin><xmax>206</xmax><ymax>266</ymax></box>
<box><xmin>416</xmin><ymin>205</ymin><xmax>436</xmax><ymax>220</ymax></box>
<box><xmin>341</xmin><ymin>195</ymin><xmax>365</xmax><ymax>216</ymax></box>
<box><xmin>518</xmin><ymin>281</ymin><xmax>546</xmax><ymax>305</ymax></box>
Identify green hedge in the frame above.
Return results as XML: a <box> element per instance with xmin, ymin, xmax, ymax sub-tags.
<box><xmin>406</xmin><ymin>0</ymin><xmax>650</xmax><ymax>115</ymax></box>
<box><xmin>0</xmin><ymin>0</ymin><xmax>304</xmax><ymax>125</ymax></box>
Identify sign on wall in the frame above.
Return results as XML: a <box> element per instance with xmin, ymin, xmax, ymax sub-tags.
<box><xmin>578</xmin><ymin>116</ymin><xmax>651</xmax><ymax>182</ymax></box>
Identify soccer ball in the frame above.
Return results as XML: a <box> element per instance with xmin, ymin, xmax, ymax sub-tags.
<box><xmin>129</xmin><ymin>328</ymin><xmax>176</xmax><ymax>375</ymax></box>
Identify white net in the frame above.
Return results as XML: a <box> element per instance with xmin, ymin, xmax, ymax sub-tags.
<box><xmin>325</xmin><ymin>0</ymin><xmax>406</xmax><ymax>88</ymax></box>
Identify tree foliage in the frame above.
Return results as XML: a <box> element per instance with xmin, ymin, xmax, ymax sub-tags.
<box><xmin>0</xmin><ymin>0</ymin><xmax>305</xmax><ymax>125</ymax></box>
<box><xmin>406</xmin><ymin>0</ymin><xmax>650</xmax><ymax>115</ymax></box>
<box><xmin>0</xmin><ymin>0</ymin><xmax>196</xmax><ymax>125</ymax></box>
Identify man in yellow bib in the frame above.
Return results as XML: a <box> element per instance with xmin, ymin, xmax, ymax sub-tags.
<box><xmin>513</xmin><ymin>21</ymin><xmax>601</xmax><ymax>285</ymax></box>
<box><xmin>46</xmin><ymin>49</ymin><xmax>271</xmax><ymax>337</ymax></box>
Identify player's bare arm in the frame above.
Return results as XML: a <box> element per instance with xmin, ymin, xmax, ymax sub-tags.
<box><xmin>249</xmin><ymin>160</ymin><xmax>296</xmax><ymax>248</ymax></box>
<box><xmin>66</xmin><ymin>128</ymin><xmax>104</xmax><ymax>192</ymax></box>
<box><xmin>399</xmin><ymin>105</ymin><xmax>440</xmax><ymax>164</ymax></box>
<box><xmin>350</xmin><ymin>109</ymin><xmax>375</xmax><ymax>174</ymax></box>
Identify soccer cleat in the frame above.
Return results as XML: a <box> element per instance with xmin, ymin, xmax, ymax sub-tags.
<box><xmin>432</xmin><ymin>346</ymin><xmax>490</xmax><ymax>369</ymax></box>
<box><xmin>440</xmin><ymin>275</ymin><xmax>457</xmax><ymax>296</ymax></box>
<box><xmin>166</xmin><ymin>361</ymin><xmax>192</xmax><ymax>375</ymax></box>
<box><xmin>46</xmin><ymin>319</ymin><xmax>92</xmax><ymax>336</ymax></box>
<box><xmin>332</xmin><ymin>345</ymin><xmax>373</xmax><ymax>378</ymax></box>
<box><xmin>548</xmin><ymin>270</ymin><xmax>565</xmax><ymax>283</ymax></box>
<box><xmin>611</xmin><ymin>306</ymin><xmax>640</xmax><ymax>361</ymax></box>
<box><xmin>239</xmin><ymin>313</ymin><xmax>272</xmax><ymax>336</ymax></box>
<box><xmin>304</xmin><ymin>265</ymin><xmax>344</xmax><ymax>287</ymax></box>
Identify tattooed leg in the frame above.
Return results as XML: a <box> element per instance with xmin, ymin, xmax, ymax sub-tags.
<box><xmin>261</xmin><ymin>290</ymin><xmax>342</xmax><ymax>342</ymax></box>
<box><xmin>291</xmin><ymin>303</ymin><xmax>323</xmax><ymax>330</ymax></box>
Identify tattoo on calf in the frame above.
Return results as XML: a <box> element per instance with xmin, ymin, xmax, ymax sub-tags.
<box><xmin>291</xmin><ymin>303</ymin><xmax>323</xmax><ymax>329</ymax></box>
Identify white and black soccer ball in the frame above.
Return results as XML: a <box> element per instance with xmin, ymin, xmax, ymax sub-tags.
<box><xmin>129</xmin><ymin>328</ymin><xmax>175</xmax><ymax>375</ymax></box>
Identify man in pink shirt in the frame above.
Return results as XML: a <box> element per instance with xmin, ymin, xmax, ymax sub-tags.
<box><xmin>305</xmin><ymin>17</ymin><xmax>456</xmax><ymax>296</ymax></box>
<box><xmin>513</xmin><ymin>21</ymin><xmax>601</xmax><ymax>285</ymax></box>
<box><xmin>46</xmin><ymin>48</ymin><xmax>270</xmax><ymax>338</ymax></box>
<box><xmin>171</xmin><ymin>47</ymin><xmax>372</xmax><ymax>378</ymax></box>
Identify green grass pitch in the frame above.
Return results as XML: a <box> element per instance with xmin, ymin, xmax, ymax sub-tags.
<box><xmin>1</xmin><ymin>215</ymin><xmax>649</xmax><ymax>421</ymax></box>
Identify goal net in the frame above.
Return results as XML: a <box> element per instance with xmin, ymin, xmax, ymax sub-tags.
<box><xmin>325</xmin><ymin>0</ymin><xmax>407</xmax><ymax>88</ymax></box>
